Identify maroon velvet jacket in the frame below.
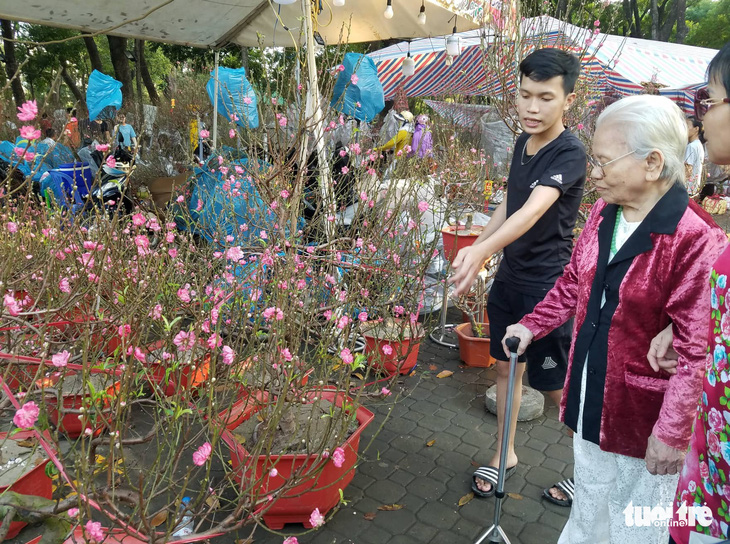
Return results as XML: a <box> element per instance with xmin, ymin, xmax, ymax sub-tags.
<box><xmin>520</xmin><ymin>185</ymin><xmax>727</xmax><ymax>458</ymax></box>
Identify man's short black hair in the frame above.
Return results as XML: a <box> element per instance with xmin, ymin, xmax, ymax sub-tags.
<box><xmin>45</xmin><ymin>128</ymin><xmax>55</xmax><ymax>138</ymax></box>
<box><xmin>519</xmin><ymin>48</ymin><xmax>581</xmax><ymax>95</ymax></box>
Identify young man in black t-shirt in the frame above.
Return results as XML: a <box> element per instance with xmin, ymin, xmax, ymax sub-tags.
<box><xmin>451</xmin><ymin>48</ymin><xmax>586</xmax><ymax>500</ymax></box>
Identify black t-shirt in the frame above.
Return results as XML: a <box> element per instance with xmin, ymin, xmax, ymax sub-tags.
<box><xmin>494</xmin><ymin>129</ymin><xmax>586</xmax><ymax>295</ymax></box>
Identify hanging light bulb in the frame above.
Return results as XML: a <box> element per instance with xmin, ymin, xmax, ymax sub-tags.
<box><xmin>446</xmin><ymin>20</ymin><xmax>460</xmax><ymax>57</ymax></box>
<box><xmin>272</xmin><ymin>0</ymin><xmax>297</xmax><ymax>4</ymax></box>
<box><xmin>333</xmin><ymin>0</ymin><xmax>345</xmax><ymax>6</ymax></box>
<box><xmin>384</xmin><ymin>0</ymin><xmax>394</xmax><ymax>19</ymax></box>
<box><xmin>418</xmin><ymin>1</ymin><xmax>426</xmax><ymax>24</ymax></box>
<box><xmin>402</xmin><ymin>56</ymin><xmax>415</xmax><ymax>77</ymax></box>
<box><xmin>445</xmin><ymin>55</ymin><xmax>454</xmax><ymax>67</ymax></box>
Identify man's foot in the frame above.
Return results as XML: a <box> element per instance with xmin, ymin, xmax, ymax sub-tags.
<box><xmin>472</xmin><ymin>453</ymin><xmax>519</xmax><ymax>496</ymax></box>
<box><xmin>472</xmin><ymin>465</ymin><xmax>517</xmax><ymax>498</ymax></box>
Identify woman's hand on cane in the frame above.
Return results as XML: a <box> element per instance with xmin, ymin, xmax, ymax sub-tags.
<box><xmin>503</xmin><ymin>324</ymin><xmax>534</xmax><ymax>358</ymax></box>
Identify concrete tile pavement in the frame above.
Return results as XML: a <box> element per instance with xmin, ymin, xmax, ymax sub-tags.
<box><xmin>250</xmin><ymin>319</ymin><xmax>574</xmax><ymax>544</ymax></box>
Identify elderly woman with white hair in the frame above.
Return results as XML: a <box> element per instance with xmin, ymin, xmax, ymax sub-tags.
<box><xmin>503</xmin><ymin>94</ymin><xmax>727</xmax><ymax>543</ymax></box>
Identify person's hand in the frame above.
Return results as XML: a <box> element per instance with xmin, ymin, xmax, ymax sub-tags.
<box><xmin>449</xmin><ymin>243</ymin><xmax>490</xmax><ymax>296</ymax></box>
<box><xmin>645</xmin><ymin>433</ymin><xmax>685</xmax><ymax>475</ymax></box>
<box><xmin>647</xmin><ymin>324</ymin><xmax>678</xmax><ymax>375</ymax></box>
<box><xmin>502</xmin><ymin>324</ymin><xmax>534</xmax><ymax>358</ymax></box>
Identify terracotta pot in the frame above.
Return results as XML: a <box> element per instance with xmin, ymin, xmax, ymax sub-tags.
<box><xmin>361</xmin><ymin>321</ymin><xmax>424</xmax><ymax>376</ymax></box>
<box><xmin>219</xmin><ymin>387</ymin><xmax>374</xmax><ymax>530</ymax></box>
<box><xmin>441</xmin><ymin>225</ymin><xmax>484</xmax><ymax>263</ymax></box>
<box><xmin>461</xmin><ymin>309</ymin><xmax>488</xmax><ymax>324</ymax></box>
<box><xmin>0</xmin><ymin>430</ymin><xmax>53</xmax><ymax>541</ymax></box>
<box><xmin>454</xmin><ymin>322</ymin><xmax>496</xmax><ymax>368</ymax></box>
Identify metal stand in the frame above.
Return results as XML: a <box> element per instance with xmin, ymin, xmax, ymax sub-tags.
<box><xmin>474</xmin><ymin>336</ymin><xmax>520</xmax><ymax>544</ymax></box>
<box><xmin>428</xmin><ymin>271</ymin><xmax>456</xmax><ymax>348</ymax></box>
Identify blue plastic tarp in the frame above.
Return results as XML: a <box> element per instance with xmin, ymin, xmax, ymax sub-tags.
<box><xmin>187</xmin><ymin>158</ymin><xmax>276</xmax><ymax>247</ymax></box>
<box><xmin>86</xmin><ymin>70</ymin><xmax>123</xmax><ymax>122</ymax></box>
<box><xmin>206</xmin><ymin>67</ymin><xmax>259</xmax><ymax>129</ymax></box>
<box><xmin>330</xmin><ymin>53</ymin><xmax>385</xmax><ymax>123</ymax></box>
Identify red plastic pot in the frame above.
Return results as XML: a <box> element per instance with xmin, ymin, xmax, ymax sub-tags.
<box><xmin>25</xmin><ymin>527</ymin><xmax>148</xmax><ymax>544</ymax></box>
<box><xmin>0</xmin><ymin>319</ymin><xmax>121</xmax><ymax>392</ymax></box>
<box><xmin>219</xmin><ymin>387</ymin><xmax>374</xmax><ymax>530</ymax></box>
<box><xmin>140</xmin><ymin>340</ymin><xmax>210</xmax><ymax>397</ymax></box>
<box><xmin>361</xmin><ymin>321</ymin><xmax>424</xmax><ymax>376</ymax></box>
<box><xmin>441</xmin><ymin>225</ymin><xmax>484</xmax><ymax>263</ymax></box>
<box><xmin>40</xmin><ymin>369</ymin><xmax>121</xmax><ymax>438</ymax></box>
<box><xmin>0</xmin><ymin>430</ymin><xmax>53</xmax><ymax>541</ymax></box>
<box><xmin>454</xmin><ymin>322</ymin><xmax>496</xmax><ymax>368</ymax></box>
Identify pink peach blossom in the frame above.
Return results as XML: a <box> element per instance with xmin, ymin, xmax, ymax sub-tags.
<box><xmin>221</xmin><ymin>345</ymin><xmax>235</xmax><ymax>365</ymax></box>
<box><xmin>19</xmin><ymin>126</ymin><xmax>41</xmax><ymax>140</ymax></box>
<box><xmin>52</xmin><ymin>350</ymin><xmax>71</xmax><ymax>367</ymax></box>
<box><xmin>85</xmin><ymin>520</ymin><xmax>104</xmax><ymax>542</ymax></box>
<box><xmin>332</xmin><ymin>447</ymin><xmax>345</xmax><ymax>468</ymax></box>
<box><xmin>193</xmin><ymin>442</ymin><xmax>212</xmax><ymax>465</ymax></box>
<box><xmin>13</xmin><ymin>401</ymin><xmax>39</xmax><ymax>428</ymax></box>
<box><xmin>17</xmin><ymin>100</ymin><xmax>38</xmax><ymax>121</ymax></box>
<box><xmin>340</xmin><ymin>348</ymin><xmax>354</xmax><ymax>365</ymax></box>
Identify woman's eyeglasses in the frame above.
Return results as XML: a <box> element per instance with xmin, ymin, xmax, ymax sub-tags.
<box><xmin>694</xmin><ymin>87</ymin><xmax>730</xmax><ymax>120</ymax></box>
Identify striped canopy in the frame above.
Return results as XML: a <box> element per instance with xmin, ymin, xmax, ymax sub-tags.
<box><xmin>368</xmin><ymin>16</ymin><xmax>718</xmax><ymax>113</ymax></box>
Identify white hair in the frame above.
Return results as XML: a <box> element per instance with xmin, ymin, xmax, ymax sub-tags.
<box><xmin>595</xmin><ymin>95</ymin><xmax>688</xmax><ymax>185</ymax></box>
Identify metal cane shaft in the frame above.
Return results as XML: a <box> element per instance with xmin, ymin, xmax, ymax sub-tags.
<box><xmin>474</xmin><ymin>336</ymin><xmax>520</xmax><ymax>544</ymax></box>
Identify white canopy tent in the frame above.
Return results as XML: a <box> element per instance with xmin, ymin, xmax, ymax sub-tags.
<box><xmin>0</xmin><ymin>0</ymin><xmax>495</xmax><ymax>48</ymax></box>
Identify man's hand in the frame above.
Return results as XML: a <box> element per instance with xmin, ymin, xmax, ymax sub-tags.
<box><xmin>647</xmin><ymin>324</ymin><xmax>678</xmax><ymax>375</ymax></box>
<box><xmin>449</xmin><ymin>243</ymin><xmax>490</xmax><ymax>296</ymax></box>
<box><xmin>502</xmin><ymin>324</ymin><xmax>534</xmax><ymax>357</ymax></box>
<box><xmin>645</xmin><ymin>433</ymin><xmax>685</xmax><ymax>475</ymax></box>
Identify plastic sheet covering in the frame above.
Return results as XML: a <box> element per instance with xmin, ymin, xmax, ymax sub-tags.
<box><xmin>479</xmin><ymin>109</ymin><xmax>515</xmax><ymax>170</ymax></box>
<box><xmin>206</xmin><ymin>67</ymin><xmax>259</xmax><ymax>129</ymax></box>
<box><xmin>330</xmin><ymin>53</ymin><xmax>384</xmax><ymax>123</ymax></box>
<box><xmin>86</xmin><ymin>70</ymin><xmax>123</xmax><ymax>122</ymax></box>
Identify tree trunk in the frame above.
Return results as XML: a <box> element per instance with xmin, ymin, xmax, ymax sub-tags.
<box><xmin>241</xmin><ymin>46</ymin><xmax>249</xmax><ymax>74</ymax></box>
<box><xmin>60</xmin><ymin>63</ymin><xmax>87</xmax><ymax>115</ymax></box>
<box><xmin>675</xmin><ymin>0</ymin><xmax>688</xmax><ymax>43</ymax></box>
<box><xmin>107</xmin><ymin>36</ymin><xmax>134</xmax><ymax>107</ymax></box>
<box><xmin>556</xmin><ymin>0</ymin><xmax>568</xmax><ymax>18</ymax></box>
<box><xmin>651</xmin><ymin>0</ymin><xmax>659</xmax><ymax>39</ymax></box>
<box><xmin>632</xmin><ymin>0</ymin><xmax>643</xmax><ymax>37</ymax></box>
<box><xmin>1</xmin><ymin>19</ymin><xmax>25</xmax><ymax>108</ymax></box>
<box><xmin>658</xmin><ymin>0</ymin><xmax>678</xmax><ymax>41</ymax></box>
<box><xmin>137</xmin><ymin>40</ymin><xmax>159</xmax><ymax>105</ymax></box>
<box><xmin>83</xmin><ymin>35</ymin><xmax>104</xmax><ymax>73</ymax></box>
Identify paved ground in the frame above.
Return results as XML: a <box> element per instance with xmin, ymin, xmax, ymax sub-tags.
<box><xmin>249</xmin><ymin>308</ymin><xmax>574</xmax><ymax>544</ymax></box>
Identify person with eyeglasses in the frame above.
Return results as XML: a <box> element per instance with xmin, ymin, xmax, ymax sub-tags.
<box><xmin>644</xmin><ymin>42</ymin><xmax>730</xmax><ymax>544</ymax></box>
<box><xmin>502</xmin><ymin>93</ymin><xmax>726</xmax><ymax>544</ymax></box>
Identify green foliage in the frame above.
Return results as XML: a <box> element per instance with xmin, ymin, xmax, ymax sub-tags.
<box><xmin>685</xmin><ymin>0</ymin><xmax>730</xmax><ymax>48</ymax></box>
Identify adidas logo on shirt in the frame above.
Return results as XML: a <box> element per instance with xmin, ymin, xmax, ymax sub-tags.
<box><xmin>551</xmin><ymin>174</ymin><xmax>563</xmax><ymax>184</ymax></box>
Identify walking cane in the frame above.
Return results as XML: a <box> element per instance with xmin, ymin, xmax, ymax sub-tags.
<box><xmin>474</xmin><ymin>336</ymin><xmax>520</xmax><ymax>544</ymax></box>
